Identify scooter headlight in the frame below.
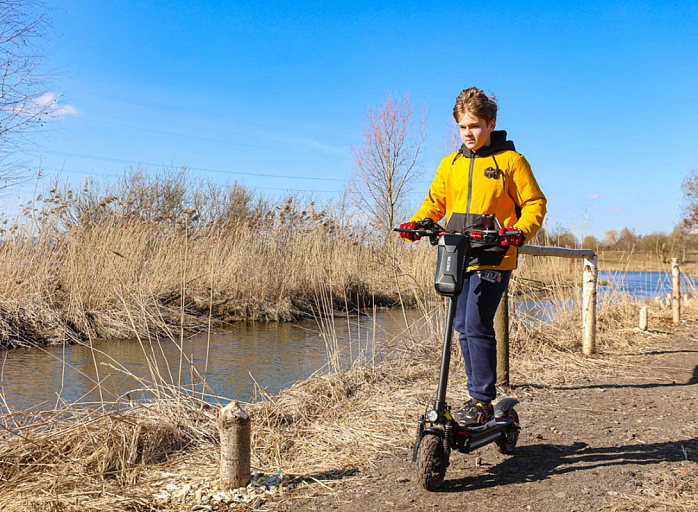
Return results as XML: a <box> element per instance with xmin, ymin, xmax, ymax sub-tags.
<box><xmin>426</xmin><ymin>409</ymin><xmax>438</xmax><ymax>422</ymax></box>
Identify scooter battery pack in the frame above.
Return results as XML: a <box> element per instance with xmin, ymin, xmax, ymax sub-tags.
<box><xmin>434</xmin><ymin>234</ymin><xmax>469</xmax><ymax>297</ymax></box>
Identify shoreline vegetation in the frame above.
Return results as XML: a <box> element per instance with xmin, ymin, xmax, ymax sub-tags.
<box><xmin>0</xmin><ymin>170</ymin><xmax>694</xmax><ymax>350</ymax></box>
<box><xmin>0</xmin><ymin>170</ymin><xmax>431</xmax><ymax>348</ymax></box>
<box><xmin>0</xmin><ymin>171</ymin><xmax>696</xmax><ymax>510</ymax></box>
<box><xmin>0</xmin><ymin>270</ymin><xmax>695</xmax><ymax>510</ymax></box>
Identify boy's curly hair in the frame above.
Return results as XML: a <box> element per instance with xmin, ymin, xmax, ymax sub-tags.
<box><xmin>453</xmin><ymin>88</ymin><xmax>498</xmax><ymax>123</ymax></box>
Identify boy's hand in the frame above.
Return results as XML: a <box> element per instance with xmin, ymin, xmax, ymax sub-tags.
<box><xmin>399</xmin><ymin>221</ymin><xmax>421</xmax><ymax>241</ymax></box>
<box><xmin>499</xmin><ymin>227</ymin><xmax>525</xmax><ymax>247</ymax></box>
<box><xmin>415</xmin><ymin>217</ymin><xmax>436</xmax><ymax>230</ymax></box>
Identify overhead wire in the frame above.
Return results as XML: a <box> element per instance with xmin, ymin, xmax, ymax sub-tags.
<box><xmin>25</xmin><ymin>148</ymin><xmax>347</xmax><ymax>182</ymax></box>
<box><xmin>35</xmin><ymin>165</ymin><xmax>341</xmax><ymax>194</ymax></box>
<box><xmin>69</xmin><ymin>116</ymin><xmax>348</xmax><ymax>160</ymax></box>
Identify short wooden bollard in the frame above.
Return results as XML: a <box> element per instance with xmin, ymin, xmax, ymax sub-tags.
<box><xmin>495</xmin><ymin>286</ymin><xmax>509</xmax><ymax>387</ymax></box>
<box><xmin>639</xmin><ymin>306</ymin><xmax>648</xmax><ymax>331</ymax></box>
<box><xmin>582</xmin><ymin>255</ymin><xmax>598</xmax><ymax>356</ymax></box>
<box><xmin>672</xmin><ymin>258</ymin><xmax>680</xmax><ymax>324</ymax></box>
<box><xmin>218</xmin><ymin>401</ymin><xmax>251</xmax><ymax>490</ymax></box>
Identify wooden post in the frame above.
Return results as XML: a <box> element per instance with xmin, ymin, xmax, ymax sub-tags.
<box><xmin>672</xmin><ymin>258</ymin><xmax>680</xmax><ymax>324</ymax></box>
<box><xmin>495</xmin><ymin>286</ymin><xmax>509</xmax><ymax>387</ymax></box>
<box><xmin>218</xmin><ymin>401</ymin><xmax>251</xmax><ymax>490</ymax></box>
<box><xmin>582</xmin><ymin>255</ymin><xmax>598</xmax><ymax>356</ymax></box>
<box><xmin>639</xmin><ymin>306</ymin><xmax>648</xmax><ymax>331</ymax></box>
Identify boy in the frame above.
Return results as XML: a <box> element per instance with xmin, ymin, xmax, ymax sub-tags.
<box><xmin>399</xmin><ymin>87</ymin><xmax>546</xmax><ymax>427</ymax></box>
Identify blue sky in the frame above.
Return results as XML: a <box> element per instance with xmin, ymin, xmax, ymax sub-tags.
<box><xmin>12</xmin><ymin>0</ymin><xmax>698</xmax><ymax>238</ymax></box>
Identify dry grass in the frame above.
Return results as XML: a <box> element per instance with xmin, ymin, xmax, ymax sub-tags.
<box><xmin>1</xmin><ymin>171</ymin><xmax>696</xmax><ymax>509</ymax></box>
<box><xmin>600</xmin><ymin>249</ymin><xmax>698</xmax><ymax>274</ymax></box>
<box><xmin>3</xmin><ymin>169</ymin><xmax>690</xmax><ymax>349</ymax></box>
<box><xmin>0</xmin><ymin>397</ymin><xmax>218</xmax><ymax>511</ymax></box>
<box><xmin>0</xmin><ymin>173</ymin><xmax>439</xmax><ymax>348</ymax></box>
<box><xmin>0</xmin><ymin>273</ymin><xmax>695</xmax><ymax>510</ymax></box>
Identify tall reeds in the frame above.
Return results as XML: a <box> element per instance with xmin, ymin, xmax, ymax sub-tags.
<box><xmin>0</xmin><ymin>200</ymin><xmax>695</xmax><ymax>509</ymax></box>
<box><xmin>0</xmin><ymin>169</ymin><xmax>435</xmax><ymax>347</ymax></box>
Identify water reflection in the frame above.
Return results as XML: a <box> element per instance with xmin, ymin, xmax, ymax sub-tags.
<box><xmin>0</xmin><ymin>310</ymin><xmax>418</xmax><ymax>413</ymax></box>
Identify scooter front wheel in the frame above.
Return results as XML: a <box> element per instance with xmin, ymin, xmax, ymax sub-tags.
<box><xmin>495</xmin><ymin>408</ymin><xmax>520</xmax><ymax>455</ymax></box>
<box><xmin>415</xmin><ymin>433</ymin><xmax>448</xmax><ymax>491</ymax></box>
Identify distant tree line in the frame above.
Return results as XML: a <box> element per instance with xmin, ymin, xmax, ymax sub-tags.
<box><xmin>526</xmin><ymin>224</ymin><xmax>696</xmax><ymax>264</ymax></box>
<box><xmin>519</xmin><ymin>167</ymin><xmax>698</xmax><ymax>263</ymax></box>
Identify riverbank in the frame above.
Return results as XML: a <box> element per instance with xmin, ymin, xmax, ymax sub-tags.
<box><xmin>3</xmin><ymin>173</ymin><xmax>692</xmax><ymax>349</ymax></box>
<box><xmin>1</xmin><ymin>293</ymin><xmax>695</xmax><ymax>510</ymax></box>
<box><xmin>0</xmin><ymin>181</ymin><xmax>435</xmax><ymax>348</ymax></box>
<box><xmin>599</xmin><ymin>249</ymin><xmax>697</xmax><ymax>274</ymax></box>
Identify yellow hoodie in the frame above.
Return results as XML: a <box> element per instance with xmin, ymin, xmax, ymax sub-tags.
<box><xmin>410</xmin><ymin>131</ymin><xmax>546</xmax><ymax>271</ymax></box>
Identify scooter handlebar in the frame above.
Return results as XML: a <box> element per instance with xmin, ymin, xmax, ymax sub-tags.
<box><xmin>393</xmin><ymin>227</ymin><xmax>503</xmax><ymax>245</ymax></box>
<box><xmin>393</xmin><ymin>227</ymin><xmax>443</xmax><ymax>237</ymax></box>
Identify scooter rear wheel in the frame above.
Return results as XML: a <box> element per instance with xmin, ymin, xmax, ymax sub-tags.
<box><xmin>495</xmin><ymin>408</ymin><xmax>519</xmax><ymax>454</ymax></box>
<box><xmin>415</xmin><ymin>433</ymin><xmax>448</xmax><ymax>491</ymax></box>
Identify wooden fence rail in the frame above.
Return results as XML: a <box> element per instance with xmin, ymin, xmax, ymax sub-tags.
<box><xmin>496</xmin><ymin>245</ymin><xmax>598</xmax><ymax>387</ymax></box>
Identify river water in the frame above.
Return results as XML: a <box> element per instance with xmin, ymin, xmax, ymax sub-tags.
<box><xmin>0</xmin><ymin>309</ymin><xmax>422</xmax><ymax>413</ymax></box>
<box><xmin>516</xmin><ymin>270</ymin><xmax>698</xmax><ymax>322</ymax></box>
<box><xmin>2</xmin><ymin>271</ymin><xmax>695</xmax><ymax>414</ymax></box>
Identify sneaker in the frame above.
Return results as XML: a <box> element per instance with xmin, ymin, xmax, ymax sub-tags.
<box><xmin>454</xmin><ymin>399</ymin><xmax>494</xmax><ymax>427</ymax></box>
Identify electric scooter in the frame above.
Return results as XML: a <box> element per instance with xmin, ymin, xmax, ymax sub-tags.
<box><xmin>394</xmin><ymin>216</ymin><xmax>521</xmax><ymax>491</ymax></box>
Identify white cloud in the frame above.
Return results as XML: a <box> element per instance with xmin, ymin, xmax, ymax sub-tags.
<box><xmin>52</xmin><ymin>104</ymin><xmax>80</xmax><ymax>117</ymax></box>
<box><xmin>609</xmin><ymin>206</ymin><xmax>622</xmax><ymax>212</ymax></box>
<box><xmin>589</xmin><ymin>193</ymin><xmax>605</xmax><ymax>200</ymax></box>
<box><xmin>22</xmin><ymin>92</ymin><xmax>79</xmax><ymax>119</ymax></box>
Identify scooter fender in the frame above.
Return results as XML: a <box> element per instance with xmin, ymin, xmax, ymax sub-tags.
<box><xmin>420</xmin><ymin>427</ymin><xmax>446</xmax><ymax>439</ymax></box>
<box><xmin>412</xmin><ymin>426</ymin><xmax>446</xmax><ymax>463</ymax></box>
<box><xmin>494</xmin><ymin>397</ymin><xmax>519</xmax><ymax>419</ymax></box>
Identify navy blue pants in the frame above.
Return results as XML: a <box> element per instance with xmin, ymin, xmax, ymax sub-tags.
<box><xmin>454</xmin><ymin>269</ymin><xmax>511</xmax><ymax>402</ymax></box>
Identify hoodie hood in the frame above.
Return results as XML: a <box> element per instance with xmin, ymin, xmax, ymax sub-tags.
<box><xmin>458</xmin><ymin>130</ymin><xmax>516</xmax><ymax>158</ymax></box>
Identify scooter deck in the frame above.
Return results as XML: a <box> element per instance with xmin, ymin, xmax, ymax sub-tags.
<box><xmin>453</xmin><ymin>416</ymin><xmax>515</xmax><ymax>433</ymax></box>
<box><xmin>451</xmin><ymin>417</ymin><xmax>518</xmax><ymax>453</ymax></box>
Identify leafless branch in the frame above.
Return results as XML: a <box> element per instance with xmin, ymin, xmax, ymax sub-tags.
<box><xmin>350</xmin><ymin>93</ymin><xmax>425</xmax><ymax>238</ymax></box>
<box><xmin>0</xmin><ymin>0</ymin><xmax>51</xmax><ymax>190</ymax></box>
<box><xmin>681</xmin><ymin>168</ymin><xmax>698</xmax><ymax>233</ymax></box>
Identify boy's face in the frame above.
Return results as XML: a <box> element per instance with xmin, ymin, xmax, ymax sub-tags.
<box><xmin>458</xmin><ymin>111</ymin><xmax>496</xmax><ymax>152</ymax></box>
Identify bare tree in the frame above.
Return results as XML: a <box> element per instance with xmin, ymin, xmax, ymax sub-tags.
<box><xmin>351</xmin><ymin>93</ymin><xmax>424</xmax><ymax>237</ymax></box>
<box><xmin>0</xmin><ymin>0</ymin><xmax>51</xmax><ymax>188</ymax></box>
<box><xmin>682</xmin><ymin>168</ymin><xmax>698</xmax><ymax>231</ymax></box>
<box><xmin>603</xmin><ymin>229</ymin><xmax>618</xmax><ymax>250</ymax></box>
<box><xmin>616</xmin><ymin>227</ymin><xmax>637</xmax><ymax>252</ymax></box>
<box><xmin>441</xmin><ymin>120</ymin><xmax>461</xmax><ymax>155</ymax></box>
<box><xmin>549</xmin><ymin>224</ymin><xmax>577</xmax><ymax>248</ymax></box>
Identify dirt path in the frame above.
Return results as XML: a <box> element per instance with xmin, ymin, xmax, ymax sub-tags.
<box><xmin>273</xmin><ymin>327</ymin><xmax>698</xmax><ymax>511</ymax></box>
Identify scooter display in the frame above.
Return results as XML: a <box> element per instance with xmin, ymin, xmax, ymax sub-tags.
<box><xmin>394</xmin><ymin>216</ymin><xmax>521</xmax><ymax>491</ymax></box>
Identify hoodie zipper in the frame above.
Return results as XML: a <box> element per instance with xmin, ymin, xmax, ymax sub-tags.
<box><xmin>466</xmin><ymin>154</ymin><xmax>475</xmax><ymax>215</ymax></box>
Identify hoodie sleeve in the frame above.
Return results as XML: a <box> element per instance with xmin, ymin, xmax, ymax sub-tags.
<box><xmin>409</xmin><ymin>157</ymin><xmax>448</xmax><ymax>225</ymax></box>
<box><xmin>510</xmin><ymin>154</ymin><xmax>546</xmax><ymax>243</ymax></box>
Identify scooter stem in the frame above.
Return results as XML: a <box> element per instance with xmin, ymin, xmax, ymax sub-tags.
<box><xmin>434</xmin><ymin>296</ymin><xmax>458</xmax><ymax>417</ymax></box>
